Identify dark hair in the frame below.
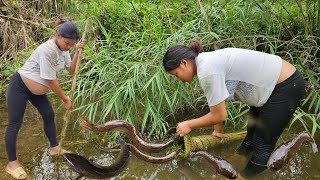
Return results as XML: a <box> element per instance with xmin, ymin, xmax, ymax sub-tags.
<box><xmin>162</xmin><ymin>39</ymin><xmax>203</xmax><ymax>72</ymax></box>
<box><xmin>55</xmin><ymin>18</ymin><xmax>80</xmax><ymax>39</ymax></box>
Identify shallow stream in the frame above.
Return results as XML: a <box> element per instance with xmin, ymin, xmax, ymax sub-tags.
<box><xmin>0</xmin><ymin>98</ymin><xmax>319</xmax><ymax>180</ymax></box>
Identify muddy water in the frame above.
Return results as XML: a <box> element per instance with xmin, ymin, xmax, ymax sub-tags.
<box><xmin>0</xmin><ymin>98</ymin><xmax>319</xmax><ymax>180</ymax></box>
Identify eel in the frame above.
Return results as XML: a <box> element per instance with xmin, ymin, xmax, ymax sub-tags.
<box><xmin>189</xmin><ymin>151</ymin><xmax>238</xmax><ymax>179</ymax></box>
<box><xmin>63</xmin><ymin>137</ymin><xmax>130</xmax><ymax>179</ymax></box>
<box><xmin>98</xmin><ymin>143</ymin><xmax>183</xmax><ymax>164</ymax></box>
<box><xmin>267</xmin><ymin>131</ymin><xmax>318</xmax><ymax>171</ymax></box>
<box><xmin>99</xmin><ymin>142</ymin><xmax>238</xmax><ymax>179</ymax></box>
<box><xmin>78</xmin><ymin>115</ymin><xmax>180</xmax><ymax>153</ymax></box>
<box><xmin>78</xmin><ymin>116</ymin><xmax>243</xmax><ymax>179</ymax></box>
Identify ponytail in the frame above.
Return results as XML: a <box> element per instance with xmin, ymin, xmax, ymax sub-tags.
<box><xmin>54</xmin><ymin>18</ymin><xmax>67</xmax><ymax>27</ymax></box>
<box><xmin>189</xmin><ymin>39</ymin><xmax>203</xmax><ymax>54</ymax></box>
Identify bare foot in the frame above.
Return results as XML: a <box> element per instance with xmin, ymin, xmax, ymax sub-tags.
<box><xmin>6</xmin><ymin>160</ymin><xmax>23</xmax><ymax>170</ymax></box>
<box><xmin>50</xmin><ymin>146</ymin><xmax>71</xmax><ymax>156</ymax></box>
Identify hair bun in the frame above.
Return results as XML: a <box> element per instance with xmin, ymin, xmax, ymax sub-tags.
<box><xmin>189</xmin><ymin>39</ymin><xmax>203</xmax><ymax>54</ymax></box>
<box><xmin>54</xmin><ymin>18</ymin><xmax>67</xmax><ymax>27</ymax></box>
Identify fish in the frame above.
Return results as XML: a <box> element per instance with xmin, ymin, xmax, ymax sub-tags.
<box><xmin>189</xmin><ymin>150</ymin><xmax>238</xmax><ymax>179</ymax></box>
<box><xmin>267</xmin><ymin>131</ymin><xmax>318</xmax><ymax>171</ymax></box>
<box><xmin>63</xmin><ymin>137</ymin><xmax>130</xmax><ymax>179</ymax></box>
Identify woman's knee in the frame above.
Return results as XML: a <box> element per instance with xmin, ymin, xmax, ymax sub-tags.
<box><xmin>41</xmin><ymin>107</ymin><xmax>55</xmax><ymax>121</ymax></box>
<box><xmin>5</xmin><ymin>125</ymin><xmax>22</xmax><ymax>142</ymax></box>
<box><xmin>252</xmin><ymin>135</ymin><xmax>275</xmax><ymax>156</ymax></box>
<box><xmin>6</xmin><ymin>120</ymin><xmax>23</xmax><ymax>133</ymax></box>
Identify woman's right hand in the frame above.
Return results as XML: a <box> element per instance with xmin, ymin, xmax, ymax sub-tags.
<box><xmin>63</xmin><ymin>96</ymin><xmax>73</xmax><ymax>114</ymax></box>
<box><xmin>176</xmin><ymin>121</ymin><xmax>192</xmax><ymax>137</ymax></box>
<box><xmin>76</xmin><ymin>38</ymin><xmax>85</xmax><ymax>51</ymax></box>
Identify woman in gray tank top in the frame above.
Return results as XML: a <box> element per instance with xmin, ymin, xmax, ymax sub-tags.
<box><xmin>162</xmin><ymin>40</ymin><xmax>305</xmax><ymax>178</ymax></box>
<box><xmin>5</xmin><ymin>18</ymin><xmax>85</xmax><ymax>179</ymax></box>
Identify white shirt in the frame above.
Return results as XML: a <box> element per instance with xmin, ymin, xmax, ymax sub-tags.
<box><xmin>196</xmin><ymin>48</ymin><xmax>282</xmax><ymax>107</ymax></box>
<box><xmin>18</xmin><ymin>39</ymin><xmax>71</xmax><ymax>87</ymax></box>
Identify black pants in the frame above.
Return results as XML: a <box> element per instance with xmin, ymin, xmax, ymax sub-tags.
<box><xmin>238</xmin><ymin>70</ymin><xmax>305</xmax><ymax>178</ymax></box>
<box><xmin>5</xmin><ymin>72</ymin><xmax>58</xmax><ymax>161</ymax></box>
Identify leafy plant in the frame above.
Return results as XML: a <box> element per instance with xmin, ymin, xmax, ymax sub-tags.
<box><xmin>1</xmin><ymin>0</ymin><xmax>319</xmax><ymax>138</ymax></box>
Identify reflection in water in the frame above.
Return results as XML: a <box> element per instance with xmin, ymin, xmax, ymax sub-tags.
<box><xmin>0</xmin><ymin>99</ymin><xmax>319</xmax><ymax>179</ymax></box>
<box><xmin>177</xmin><ymin>160</ymin><xmax>206</xmax><ymax>180</ymax></box>
<box><xmin>33</xmin><ymin>151</ymin><xmax>54</xmax><ymax>179</ymax></box>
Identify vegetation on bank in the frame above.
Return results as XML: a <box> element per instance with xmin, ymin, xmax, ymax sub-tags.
<box><xmin>1</xmin><ymin>0</ymin><xmax>319</xmax><ymax>138</ymax></box>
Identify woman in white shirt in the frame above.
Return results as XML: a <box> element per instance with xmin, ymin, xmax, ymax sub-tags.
<box><xmin>162</xmin><ymin>40</ymin><xmax>305</xmax><ymax>178</ymax></box>
<box><xmin>5</xmin><ymin>18</ymin><xmax>85</xmax><ymax>179</ymax></box>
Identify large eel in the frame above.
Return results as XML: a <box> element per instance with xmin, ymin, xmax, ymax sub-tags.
<box><xmin>98</xmin><ymin>143</ymin><xmax>238</xmax><ymax>179</ymax></box>
<box><xmin>63</xmin><ymin>137</ymin><xmax>130</xmax><ymax>179</ymax></box>
<box><xmin>78</xmin><ymin>116</ymin><xmax>239</xmax><ymax>179</ymax></box>
<box><xmin>79</xmin><ymin>115</ymin><xmax>180</xmax><ymax>152</ymax></box>
<box><xmin>189</xmin><ymin>151</ymin><xmax>238</xmax><ymax>179</ymax></box>
<box><xmin>267</xmin><ymin>131</ymin><xmax>318</xmax><ymax>171</ymax></box>
<box><xmin>99</xmin><ymin>143</ymin><xmax>184</xmax><ymax>164</ymax></box>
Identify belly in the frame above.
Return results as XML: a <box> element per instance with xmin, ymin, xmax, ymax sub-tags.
<box><xmin>21</xmin><ymin>75</ymin><xmax>49</xmax><ymax>95</ymax></box>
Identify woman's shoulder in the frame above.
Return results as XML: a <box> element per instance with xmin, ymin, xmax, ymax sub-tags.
<box><xmin>197</xmin><ymin>49</ymin><xmax>230</xmax><ymax>61</ymax></box>
<box><xmin>29</xmin><ymin>39</ymin><xmax>61</xmax><ymax>64</ymax></box>
<box><xmin>196</xmin><ymin>50</ymin><xmax>230</xmax><ymax>75</ymax></box>
<box><xmin>35</xmin><ymin>39</ymin><xmax>59</xmax><ymax>55</ymax></box>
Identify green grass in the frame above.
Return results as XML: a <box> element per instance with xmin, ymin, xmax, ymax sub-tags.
<box><xmin>1</xmin><ymin>0</ymin><xmax>319</xmax><ymax>138</ymax></box>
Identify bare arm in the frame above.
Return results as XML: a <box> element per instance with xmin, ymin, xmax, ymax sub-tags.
<box><xmin>176</xmin><ymin>101</ymin><xmax>227</xmax><ymax>136</ymax></box>
<box><xmin>214</xmin><ymin>122</ymin><xmax>223</xmax><ymax>133</ymax></box>
<box><xmin>66</xmin><ymin>50</ymin><xmax>80</xmax><ymax>75</ymax></box>
<box><xmin>66</xmin><ymin>39</ymin><xmax>85</xmax><ymax>74</ymax></box>
<box><xmin>47</xmin><ymin>80</ymin><xmax>72</xmax><ymax>113</ymax></box>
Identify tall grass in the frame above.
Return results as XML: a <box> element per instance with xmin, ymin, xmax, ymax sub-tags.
<box><xmin>0</xmin><ymin>0</ymin><xmax>72</xmax><ymax>96</ymax></box>
<box><xmin>72</xmin><ymin>0</ymin><xmax>318</xmax><ymax>138</ymax></box>
<box><xmin>71</xmin><ymin>14</ymin><xmax>210</xmax><ymax>138</ymax></box>
<box><xmin>2</xmin><ymin>0</ymin><xmax>319</xmax><ymax>138</ymax></box>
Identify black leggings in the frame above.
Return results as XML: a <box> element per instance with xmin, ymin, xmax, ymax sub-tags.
<box><xmin>238</xmin><ymin>70</ymin><xmax>305</xmax><ymax>178</ymax></box>
<box><xmin>5</xmin><ymin>72</ymin><xmax>58</xmax><ymax>161</ymax></box>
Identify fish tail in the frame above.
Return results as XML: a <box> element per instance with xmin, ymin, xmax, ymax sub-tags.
<box><xmin>118</xmin><ymin>137</ymin><xmax>125</xmax><ymax>145</ymax></box>
<box><xmin>311</xmin><ymin>143</ymin><xmax>318</xmax><ymax>154</ymax></box>
<box><xmin>311</xmin><ymin>140</ymin><xmax>318</xmax><ymax>154</ymax></box>
<box><xmin>306</xmin><ymin>132</ymin><xmax>318</xmax><ymax>154</ymax></box>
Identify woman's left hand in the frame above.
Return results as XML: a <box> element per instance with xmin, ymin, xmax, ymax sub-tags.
<box><xmin>212</xmin><ymin>130</ymin><xmax>224</xmax><ymax>143</ymax></box>
<box><xmin>76</xmin><ymin>38</ymin><xmax>85</xmax><ymax>51</ymax></box>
